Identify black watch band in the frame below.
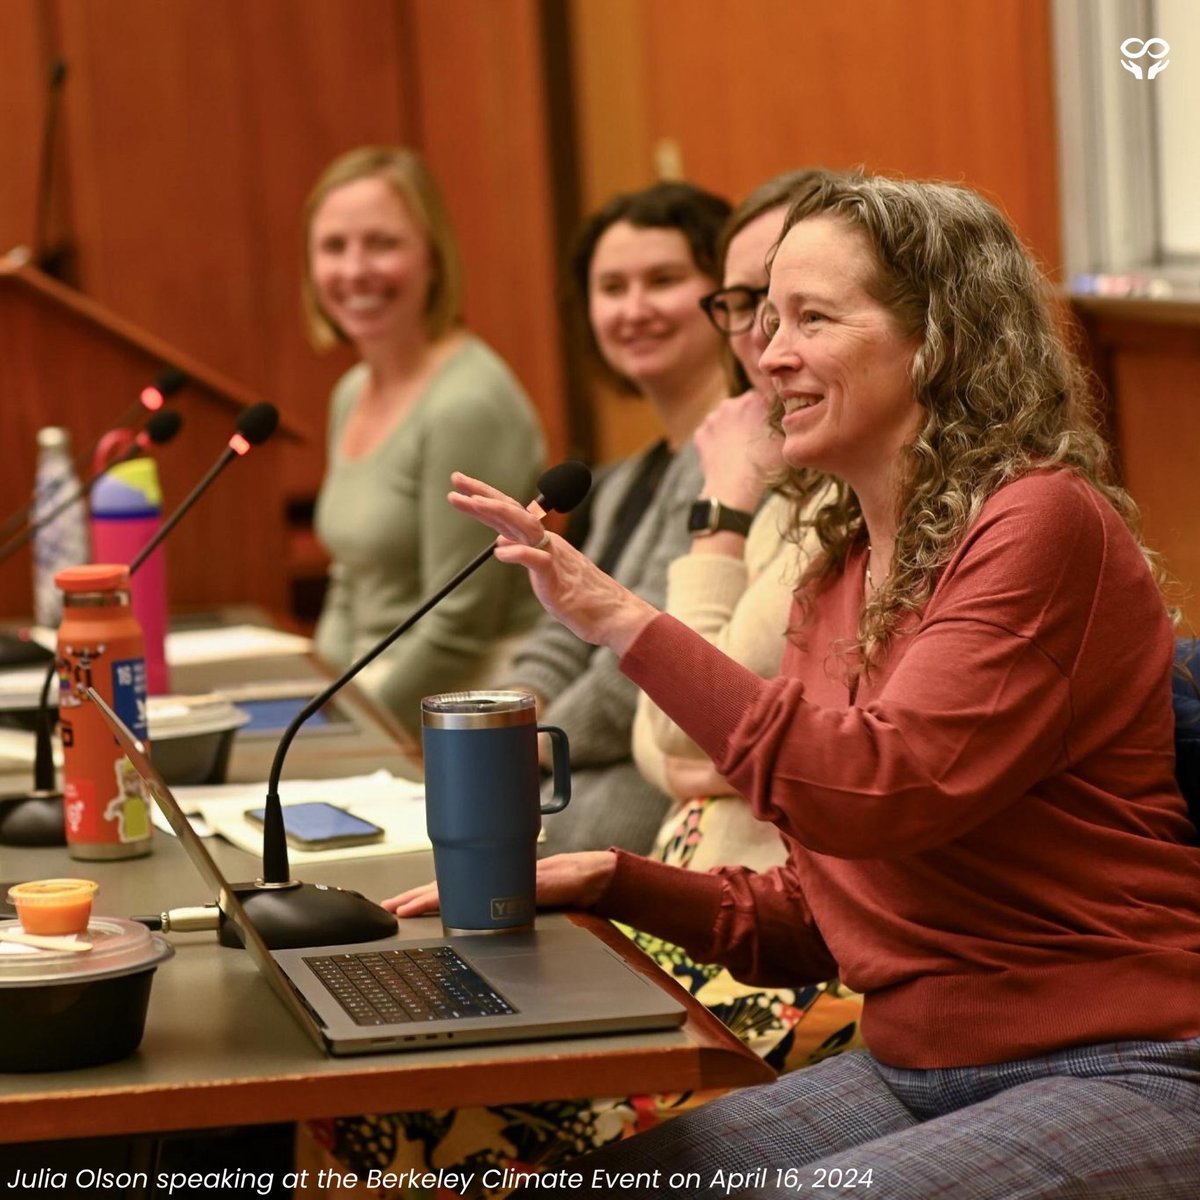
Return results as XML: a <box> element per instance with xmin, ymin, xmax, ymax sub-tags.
<box><xmin>687</xmin><ymin>497</ymin><xmax>754</xmax><ymax>538</ymax></box>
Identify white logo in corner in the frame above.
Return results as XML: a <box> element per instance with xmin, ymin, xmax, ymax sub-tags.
<box><xmin>1120</xmin><ymin>37</ymin><xmax>1170</xmax><ymax>80</ymax></box>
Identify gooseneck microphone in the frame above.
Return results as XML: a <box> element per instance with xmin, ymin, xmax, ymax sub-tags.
<box><xmin>226</xmin><ymin>460</ymin><xmax>593</xmax><ymax>951</ymax></box>
<box><xmin>0</xmin><ymin>410</ymin><xmax>183</xmax><ymax>565</ymax></box>
<box><xmin>136</xmin><ymin>367</ymin><xmax>189</xmax><ymax>415</ymax></box>
<box><xmin>0</xmin><ymin>404</ymin><xmax>280</xmax><ymax>847</ymax></box>
<box><xmin>130</xmin><ymin>402</ymin><xmax>277</xmax><ymax>574</ymax></box>
<box><xmin>0</xmin><ymin>368</ymin><xmax>188</xmax><ymax>546</ymax></box>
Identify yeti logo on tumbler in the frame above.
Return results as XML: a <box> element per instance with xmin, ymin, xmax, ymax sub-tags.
<box><xmin>491</xmin><ymin>896</ymin><xmax>533</xmax><ymax>921</ymax></box>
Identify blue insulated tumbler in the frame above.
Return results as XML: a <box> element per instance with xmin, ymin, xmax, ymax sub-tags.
<box><xmin>422</xmin><ymin>690</ymin><xmax>570</xmax><ymax>935</ymax></box>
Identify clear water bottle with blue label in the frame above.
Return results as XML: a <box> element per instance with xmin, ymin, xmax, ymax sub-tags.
<box><xmin>32</xmin><ymin>427</ymin><xmax>90</xmax><ymax>628</ymax></box>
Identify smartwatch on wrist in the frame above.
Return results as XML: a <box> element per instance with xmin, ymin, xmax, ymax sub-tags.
<box><xmin>687</xmin><ymin>497</ymin><xmax>754</xmax><ymax>538</ymax></box>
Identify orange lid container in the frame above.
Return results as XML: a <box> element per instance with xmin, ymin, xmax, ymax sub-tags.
<box><xmin>7</xmin><ymin>878</ymin><xmax>99</xmax><ymax>935</ymax></box>
<box><xmin>54</xmin><ymin>563</ymin><xmax>131</xmax><ymax>593</ymax></box>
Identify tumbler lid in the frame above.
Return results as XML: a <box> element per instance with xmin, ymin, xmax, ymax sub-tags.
<box><xmin>421</xmin><ymin>689</ymin><xmax>536</xmax><ymax>729</ymax></box>
<box><xmin>92</xmin><ymin>456</ymin><xmax>162</xmax><ymax>513</ymax></box>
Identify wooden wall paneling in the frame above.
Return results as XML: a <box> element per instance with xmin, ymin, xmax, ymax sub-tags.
<box><xmin>538</xmin><ymin>0</ymin><xmax>593</xmax><ymax>459</ymax></box>
<box><xmin>53</xmin><ymin>0</ymin><xmax>265</xmax><ymax>387</ymax></box>
<box><xmin>45</xmin><ymin>0</ymin><xmax>559</xmax><ymax>490</ymax></box>
<box><xmin>33</xmin><ymin>0</ymin><xmax>296</xmax><ymax>619</ymax></box>
<box><xmin>49</xmin><ymin>0</ymin><xmax>415</xmax><ymax>506</ymax></box>
<box><xmin>563</xmin><ymin>0</ymin><xmax>669</xmax><ymax>463</ymax></box>
<box><xmin>1081</xmin><ymin>311</ymin><xmax>1200</xmax><ymax>628</ymax></box>
<box><xmin>237</xmin><ymin>0</ymin><xmax>416</xmax><ymax>501</ymax></box>
<box><xmin>0</xmin><ymin>1</ymin><xmax>56</xmax><ymax>257</ymax></box>
<box><xmin>567</xmin><ymin>0</ymin><xmax>1064</xmax><ymax>463</ymax></box>
<box><xmin>1113</xmin><ymin>345</ymin><xmax>1200</xmax><ymax>628</ymax></box>
<box><xmin>31</xmin><ymin>0</ymin><xmax>427</xmax><ymax>620</ymax></box>
<box><xmin>0</xmin><ymin>266</ymin><xmax>288</xmax><ymax>620</ymax></box>
<box><xmin>402</xmin><ymin>0</ymin><xmax>570</xmax><ymax>464</ymax></box>
<box><xmin>567</xmin><ymin>0</ymin><xmax>655</xmax><ymax>213</ymax></box>
<box><xmin>636</xmin><ymin>0</ymin><xmax>1062</xmax><ymax>270</ymax></box>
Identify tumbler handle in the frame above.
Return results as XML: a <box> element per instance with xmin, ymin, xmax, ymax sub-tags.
<box><xmin>537</xmin><ymin>724</ymin><xmax>571</xmax><ymax>814</ymax></box>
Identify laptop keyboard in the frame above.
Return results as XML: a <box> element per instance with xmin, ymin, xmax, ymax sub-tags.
<box><xmin>304</xmin><ymin>945</ymin><xmax>517</xmax><ymax>1026</ymax></box>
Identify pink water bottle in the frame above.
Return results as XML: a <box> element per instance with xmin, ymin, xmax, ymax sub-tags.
<box><xmin>90</xmin><ymin>457</ymin><xmax>170</xmax><ymax>694</ymax></box>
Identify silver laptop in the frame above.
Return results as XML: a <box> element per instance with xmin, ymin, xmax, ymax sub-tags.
<box><xmin>90</xmin><ymin>689</ymin><xmax>685</xmax><ymax>1056</ymax></box>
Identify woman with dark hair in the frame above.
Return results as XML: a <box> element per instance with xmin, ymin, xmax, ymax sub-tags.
<box><xmin>398</xmin><ymin>174</ymin><xmax>1200</xmax><ymax>1198</ymax></box>
<box><xmin>503</xmin><ymin>179</ymin><xmax>732</xmax><ymax>856</ymax></box>
<box><xmin>305</xmin><ymin>146</ymin><xmax>544</xmax><ymax>735</ymax></box>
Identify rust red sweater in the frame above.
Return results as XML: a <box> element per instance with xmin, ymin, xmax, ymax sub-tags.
<box><xmin>604</xmin><ymin>471</ymin><xmax>1200</xmax><ymax>1067</ymax></box>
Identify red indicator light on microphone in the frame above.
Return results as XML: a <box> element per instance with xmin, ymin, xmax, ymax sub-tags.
<box><xmin>229</xmin><ymin>433</ymin><xmax>251</xmax><ymax>456</ymax></box>
<box><xmin>140</xmin><ymin>386</ymin><xmax>165</xmax><ymax>411</ymax></box>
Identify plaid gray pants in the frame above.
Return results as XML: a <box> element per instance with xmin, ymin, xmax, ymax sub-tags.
<box><xmin>512</xmin><ymin>1036</ymin><xmax>1200</xmax><ymax>1199</ymax></box>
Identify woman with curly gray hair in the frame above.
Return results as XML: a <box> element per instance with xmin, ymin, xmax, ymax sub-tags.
<box><xmin>390</xmin><ymin>174</ymin><xmax>1200</xmax><ymax>1199</ymax></box>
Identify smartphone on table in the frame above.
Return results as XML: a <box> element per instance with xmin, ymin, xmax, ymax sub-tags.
<box><xmin>244</xmin><ymin>801</ymin><xmax>385</xmax><ymax>851</ymax></box>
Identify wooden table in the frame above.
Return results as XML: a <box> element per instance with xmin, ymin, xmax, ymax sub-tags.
<box><xmin>0</xmin><ymin>647</ymin><xmax>772</xmax><ymax>1146</ymax></box>
<box><xmin>0</xmin><ymin>836</ymin><xmax>770</xmax><ymax>1147</ymax></box>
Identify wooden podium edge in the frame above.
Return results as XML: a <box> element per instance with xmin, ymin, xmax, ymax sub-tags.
<box><xmin>0</xmin><ymin>253</ymin><xmax>313</xmax><ymax>444</ymax></box>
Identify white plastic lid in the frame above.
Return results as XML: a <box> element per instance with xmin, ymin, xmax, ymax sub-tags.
<box><xmin>0</xmin><ymin>917</ymin><xmax>173</xmax><ymax>985</ymax></box>
<box><xmin>147</xmin><ymin>694</ymin><xmax>250</xmax><ymax>740</ymax></box>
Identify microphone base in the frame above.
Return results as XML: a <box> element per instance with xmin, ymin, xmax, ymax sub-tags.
<box><xmin>219</xmin><ymin>879</ymin><xmax>398</xmax><ymax>950</ymax></box>
<box><xmin>0</xmin><ymin>789</ymin><xmax>66</xmax><ymax>846</ymax></box>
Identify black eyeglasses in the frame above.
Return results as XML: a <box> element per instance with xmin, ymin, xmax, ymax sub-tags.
<box><xmin>699</xmin><ymin>285</ymin><xmax>769</xmax><ymax>335</ymax></box>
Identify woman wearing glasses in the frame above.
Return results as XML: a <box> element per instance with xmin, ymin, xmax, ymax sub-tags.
<box><xmin>629</xmin><ymin>170</ymin><xmax>864</xmax><ymax>1075</ymax></box>
<box><xmin>634</xmin><ymin>169</ymin><xmax>832</xmax><ymax>867</ymax></box>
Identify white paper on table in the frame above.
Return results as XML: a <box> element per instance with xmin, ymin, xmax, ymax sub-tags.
<box><xmin>24</xmin><ymin>625</ymin><xmax>312</xmax><ymax>662</ymax></box>
<box><xmin>0</xmin><ymin>667</ymin><xmax>49</xmax><ymax>703</ymax></box>
<box><xmin>151</xmin><ymin>769</ymin><xmax>429</xmax><ymax>861</ymax></box>
<box><xmin>164</xmin><ymin>625</ymin><xmax>312</xmax><ymax>666</ymax></box>
<box><xmin>0</xmin><ymin>625</ymin><xmax>310</xmax><ymax>707</ymax></box>
<box><xmin>0</xmin><ymin>727</ymin><xmax>62</xmax><ymax>772</ymax></box>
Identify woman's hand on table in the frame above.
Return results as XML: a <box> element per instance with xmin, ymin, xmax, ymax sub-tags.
<box><xmin>448</xmin><ymin>472</ymin><xmax>659</xmax><ymax>655</ymax></box>
<box><xmin>381</xmin><ymin>852</ymin><xmax>619</xmax><ymax>917</ymax></box>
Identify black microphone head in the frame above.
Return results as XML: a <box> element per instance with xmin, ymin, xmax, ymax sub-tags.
<box><xmin>49</xmin><ymin>58</ymin><xmax>67</xmax><ymax>88</ymax></box>
<box><xmin>154</xmin><ymin>367</ymin><xmax>188</xmax><ymax>399</ymax></box>
<box><xmin>144</xmin><ymin>409</ymin><xmax>182</xmax><ymax>445</ymax></box>
<box><xmin>537</xmin><ymin>460</ymin><xmax>592</xmax><ymax>514</ymax></box>
<box><xmin>236</xmin><ymin>402</ymin><xmax>279</xmax><ymax>446</ymax></box>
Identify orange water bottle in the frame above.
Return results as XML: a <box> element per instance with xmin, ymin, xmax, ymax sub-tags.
<box><xmin>55</xmin><ymin>564</ymin><xmax>153</xmax><ymax>860</ymax></box>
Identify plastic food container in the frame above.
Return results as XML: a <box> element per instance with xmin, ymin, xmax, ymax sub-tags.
<box><xmin>0</xmin><ymin>916</ymin><xmax>173</xmax><ymax>1071</ymax></box>
<box><xmin>147</xmin><ymin>694</ymin><xmax>250</xmax><ymax>785</ymax></box>
<box><xmin>7</xmin><ymin>878</ymin><xmax>99</xmax><ymax>935</ymax></box>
